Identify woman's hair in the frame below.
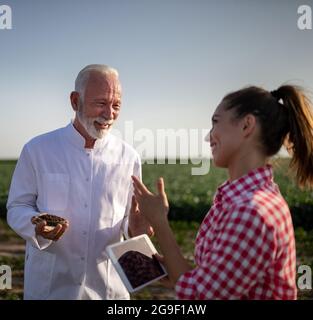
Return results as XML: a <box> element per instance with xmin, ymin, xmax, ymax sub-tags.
<box><xmin>222</xmin><ymin>85</ymin><xmax>313</xmax><ymax>188</ymax></box>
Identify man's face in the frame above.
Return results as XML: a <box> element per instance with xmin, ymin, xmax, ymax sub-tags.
<box><xmin>77</xmin><ymin>72</ymin><xmax>122</xmax><ymax>139</ymax></box>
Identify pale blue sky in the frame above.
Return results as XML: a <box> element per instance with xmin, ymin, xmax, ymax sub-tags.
<box><xmin>0</xmin><ymin>0</ymin><xmax>312</xmax><ymax>159</ymax></box>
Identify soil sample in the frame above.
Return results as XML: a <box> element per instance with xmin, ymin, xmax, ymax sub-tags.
<box><xmin>118</xmin><ymin>250</ymin><xmax>165</xmax><ymax>288</ymax></box>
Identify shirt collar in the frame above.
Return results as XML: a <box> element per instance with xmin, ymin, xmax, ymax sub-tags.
<box><xmin>216</xmin><ymin>164</ymin><xmax>274</xmax><ymax>203</ymax></box>
<box><xmin>64</xmin><ymin>121</ymin><xmax>111</xmax><ymax>150</ymax></box>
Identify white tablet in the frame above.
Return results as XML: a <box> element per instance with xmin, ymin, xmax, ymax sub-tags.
<box><xmin>105</xmin><ymin>234</ymin><xmax>168</xmax><ymax>293</ymax></box>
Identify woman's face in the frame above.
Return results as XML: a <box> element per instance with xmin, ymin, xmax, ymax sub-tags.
<box><xmin>208</xmin><ymin>102</ymin><xmax>245</xmax><ymax>168</ymax></box>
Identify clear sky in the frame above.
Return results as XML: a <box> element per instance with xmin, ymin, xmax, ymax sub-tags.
<box><xmin>0</xmin><ymin>0</ymin><xmax>312</xmax><ymax>159</ymax></box>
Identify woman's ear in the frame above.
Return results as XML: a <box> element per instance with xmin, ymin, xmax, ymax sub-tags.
<box><xmin>70</xmin><ymin>91</ymin><xmax>80</xmax><ymax>111</ymax></box>
<box><xmin>242</xmin><ymin>114</ymin><xmax>257</xmax><ymax>137</ymax></box>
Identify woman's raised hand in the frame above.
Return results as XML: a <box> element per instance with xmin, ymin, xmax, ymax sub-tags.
<box><xmin>131</xmin><ymin>176</ymin><xmax>169</xmax><ymax>230</ymax></box>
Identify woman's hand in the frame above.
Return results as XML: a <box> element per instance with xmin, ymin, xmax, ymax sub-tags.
<box><xmin>128</xmin><ymin>195</ymin><xmax>154</xmax><ymax>237</ymax></box>
<box><xmin>153</xmin><ymin>253</ymin><xmax>174</xmax><ymax>289</ymax></box>
<box><xmin>131</xmin><ymin>176</ymin><xmax>169</xmax><ymax>230</ymax></box>
<box><xmin>132</xmin><ymin>177</ymin><xmax>192</xmax><ymax>285</ymax></box>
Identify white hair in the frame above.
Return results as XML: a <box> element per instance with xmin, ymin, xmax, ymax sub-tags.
<box><xmin>74</xmin><ymin>64</ymin><xmax>119</xmax><ymax>99</ymax></box>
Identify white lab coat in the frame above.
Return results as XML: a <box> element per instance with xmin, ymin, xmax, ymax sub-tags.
<box><xmin>7</xmin><ymin>123</ymin><xmax>141</xmax><ymax>300</ymax></box>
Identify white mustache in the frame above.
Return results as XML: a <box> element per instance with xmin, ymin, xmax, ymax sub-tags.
<box><xmin>95</xmin><ymin>118</ymin><xmax>114</xmax><ymax>125</ymax></box>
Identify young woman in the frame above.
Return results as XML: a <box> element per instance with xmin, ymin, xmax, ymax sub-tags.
<box><xmin>132</xmin><ymin>85</ymin><xmax>313</xmax><ymax>299</ymax></box>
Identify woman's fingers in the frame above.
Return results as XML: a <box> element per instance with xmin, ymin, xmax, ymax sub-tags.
<box><xmin>157</xmin><ymin>177</ymin><xmax>165</xmax><ymax>196</ymax></box>
<box><xmin>131</xmin><ymin>175</ymin><xmax>151</xmax><ymax>195</ymax></box>
<box><xmin>133</xmin><ymin>187</ymin><xmax>142</xmax><ymax>198</ymax></box>
<box><xmin>153</xmin><ymin>253</ymin><xmax>165</xmax><ymax>263</ymax></box>
<box><xmin>131</xmin><ymin>195</ymin><xmax>139</xmax><ymax>213</ymax></box>
<box><xmin>159</xmin><ymin>277</ymin><xmax>174</xmax><ymax>289</ymax></box>
<box><xmin>148</xmin><ymin>226</ymin><xmax>155</xmax><ymax>237</ymax></box>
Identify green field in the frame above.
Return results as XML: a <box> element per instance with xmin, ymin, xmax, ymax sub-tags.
<box><xmin>2</xmin><ymin>158</ymin><xmax>313</xmax><ymax>224</ymax></box>
<box><xmin>1</xmin><ymin>159</ymin><xmax>313</xmax><ymax>299</ymax></box>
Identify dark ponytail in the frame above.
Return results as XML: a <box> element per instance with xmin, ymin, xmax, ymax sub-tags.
<box><xmin>222</xmin><ymin>85</ymin><xmax>313</xmax><ymax>188</ymax></box>
<box><xmin>274</xmin><ymin>86</ymin><xmax>313</xmax><ymax>188</ymax></box>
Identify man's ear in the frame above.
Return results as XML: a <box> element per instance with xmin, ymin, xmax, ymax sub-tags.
<box><xmin>70</xmin><ymin>91</ymin><xmax>80</xmax><ymax>111</ymax></box>
<box><xmin>242</xmin><ymin>114</ymin><xmax>256</xmax><ymax>137</ymax></box>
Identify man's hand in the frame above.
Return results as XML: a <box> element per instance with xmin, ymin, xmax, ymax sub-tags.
<box><xmin>35</xmin><ymin>220</ymin><xmax>69</xmax><ymax>241</ymax></box>
<box><xmin>128</xmin><ymin>195</ymin><xmax>154</xmax><ymax>238</ymax></box>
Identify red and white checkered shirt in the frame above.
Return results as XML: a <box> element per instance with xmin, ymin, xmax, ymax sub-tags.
<box><xmin>175</xmin><ymin>165</ymin><xmax>296</xmax><ymax>300</ymax></box>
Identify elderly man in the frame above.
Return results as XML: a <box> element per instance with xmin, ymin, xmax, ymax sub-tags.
<box><xmin>7</xmin><ymin>64</ymin><xmax>152</xmax><ymax>300</ymax></box>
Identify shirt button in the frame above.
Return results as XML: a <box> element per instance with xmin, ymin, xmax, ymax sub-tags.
<box><xmin>84</xmin><ymin>204</ymin><xmax>88</xmax><ymax>208</ymax></box>
<box><xmin>86</xmin><ymin>178</ymin><xmax>89</xmax><ymax>182</ymax></box>
<box><xmin>81</xmin><ymin>257</ymin><xmax>85</xmax><ymax>261</ymax></box>
<box><xmin>83</xmin><ymin>231</ymin><xmax>87</xmax><ymax>235</ymax></box>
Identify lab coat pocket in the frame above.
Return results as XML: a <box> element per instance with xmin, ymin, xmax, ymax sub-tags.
<box><xmin>43</xmin><ymin>173</ymin><xmax>69</xmax><ymax>211</ymax></box>
<box><xmin>24</xmin><ymin>246</ymin><xmax>56</xmax><ymax>299</ymax></box>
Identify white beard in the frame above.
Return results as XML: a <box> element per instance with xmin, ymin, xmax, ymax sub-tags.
<box><xmin>77</xmin><ymin>111</ymin><xmax>112</xmax><ymax>140</ymax></box>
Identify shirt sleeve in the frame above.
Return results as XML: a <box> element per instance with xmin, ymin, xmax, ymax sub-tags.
<box><xmin>122</xmin><ymin>153</ymin><xmax>142</xmax><ymax>239</ymax></box>
<box><xmin>6</xmin><ymin>144</ymin><xmax>52</xmax><ymax>250</ymax></box>
<box><xmin>175</xmin><ymin>204</ymin><xmax>277</xmax><ymax>299</ymax></box>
